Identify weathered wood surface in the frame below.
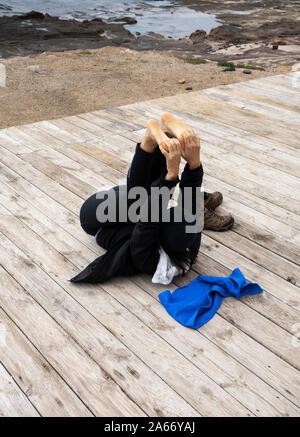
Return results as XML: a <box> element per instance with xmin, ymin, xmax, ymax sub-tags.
<box><xmin>0</xmin><ymin>72</ymin><xmax>299</xmax><ymax>416</ymax></box>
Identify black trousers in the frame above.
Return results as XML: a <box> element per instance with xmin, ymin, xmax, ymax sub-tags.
<box><xmin>79</xmin><ymin>144</ymin><xmax>168</xmax><ymax>236</ymax></box>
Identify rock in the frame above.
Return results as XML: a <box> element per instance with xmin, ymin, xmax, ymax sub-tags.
<box><xmin>223</xmin><ymin>67</ymin><xmax>235</xmax><ymax>72</ymax></box>
<box><xmin>147</xmin><ymin>32</ymin><xmax>165</xmax><ymax>39</ymax></box>
<box><xmin>271</xmin><ymin>37</ymin><xmax>288</xmax><ymax>46</ymax></box>
<box><xmin>243</xmin><ymin>69</ymin><xmax>252</xmax><ymax>74</ymax></box>
<box><xmin>185</xmin><ymin>87</ymin><xmax>193</xmax><ymax>90</ymax></box>
<box><xmin>110</xmin><ymin>17</ymin><xmax>138</xmax><ymax>25</ymax></box>
<box><xmin>16</xmin><ymin>11</ymin><xmax>45</xmax><ymax>20</ymax></box>
<box><xmin>189</xmin><ymin>29</ymin><xmax>207</xmax><ymax>44</ymax></box>
<box><xmin>208</xmin><ymin>25</ymin><xmax>242</xmax><ymax>44</ymax></box>
<box><xmin>179</xmin><ymin>79</ymin><xmax>186</xmax><ymax>84</ymax></box>
<box><xmin>27</xmin><ymin>65</ymin><xmax>40</xmax><ymax>73</ymax></box>
<box><xmin>88</xmin><ymin>18</ymin><xmax>105</xmax><ymax>24</ymax></box>
<box><xmin>257</xmin><ymin>19</ymin><xmax>300</xmax><ymax>39</ymax></box>
<box><xmin>272</xmin><ymin>44</ymin><xmax>279</xmax><ymax>50</ymax></box>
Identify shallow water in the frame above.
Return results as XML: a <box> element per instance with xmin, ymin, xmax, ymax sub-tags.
<box><xmin>0</xmin><ymin>0</ymin><xmax>221</xmax><ymax>38</ymax></box>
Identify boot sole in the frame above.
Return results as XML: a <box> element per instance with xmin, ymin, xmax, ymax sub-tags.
<box><xmin>204</xmin><ymin>218</ymin><xmax>234</xmax><ymax>232</ymax></box>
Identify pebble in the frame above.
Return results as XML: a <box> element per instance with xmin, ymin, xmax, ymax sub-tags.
<box><xmin>179</xmin><ymin>79</ymin><xmax>186</xmax><ymax>84</ymax></box>
<box><xmin>27</xmin><ymin>65</ymin><xmax>40</xmax><ymax>73</ymax></box>
<box><xmin>243</xmin><ymin>69</ymin><xmax>252</xmax><ymax>74</ymax></box>
<box><xmin>223</xmin><ymin>67</ymin><xmax>235</xmax><ymax>72</ymax></box>
<box><xmin>185</xmin><ymin>87</ymin><xmax>193</xmax><ymax>90</ymax></box>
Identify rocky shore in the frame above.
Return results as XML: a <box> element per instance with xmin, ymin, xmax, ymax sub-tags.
<box><xmin>0</xmin><ymin>3</ymin><xmax>299</xmax><ymax>66</ymax></box>
<box><xmin>0</xmin><ymin>2</ymin><xmax>299</xmax><ymax>129</ymax></box>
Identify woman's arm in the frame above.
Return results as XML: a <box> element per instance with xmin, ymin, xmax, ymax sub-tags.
<box><xmin>179</xmin><ymin>132</ymin><xmax>203</xmax><ymax>216</ymax></box>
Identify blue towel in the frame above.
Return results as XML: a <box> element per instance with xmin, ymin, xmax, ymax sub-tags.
<box><xmin>158</xmin><ymin>268</ymin><xmax>263</xmax><ymax>329</ymax></box>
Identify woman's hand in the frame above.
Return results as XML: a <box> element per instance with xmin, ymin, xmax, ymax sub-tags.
<box><xmin>159</xmin><ymin>138</ymin><xmax>182</xmax><ymax>180</ymax></box>
<box><xmin>181</xmin><ymin>132</ymin><xmax>201</xmax><ymax>170</ymax></box>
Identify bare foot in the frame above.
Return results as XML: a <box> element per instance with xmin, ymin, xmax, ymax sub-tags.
<box><xmin>161</xmin><ymin>112</ymin><xmax>196</xmax><ymax>148</ymax></box>
<box><xmin>141</xmin><ymin>119</ymin><xmax>172</xmax><ymax>153</ymax></box>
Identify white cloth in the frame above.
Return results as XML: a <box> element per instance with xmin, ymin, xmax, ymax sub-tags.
<box><xmin>152</xmin><ymin>247</ymin><xmax>183</xmax><ymax>285</ymax></box>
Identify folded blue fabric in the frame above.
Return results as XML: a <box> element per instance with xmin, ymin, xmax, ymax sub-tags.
<box><xmin>158</xmin><ymin>268</ymin><xmax>263</xmax><ymax>329</ymax></box>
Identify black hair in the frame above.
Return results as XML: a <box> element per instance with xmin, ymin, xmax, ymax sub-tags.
<box><xmin>164</xmin><ymin>239</ymin><xmax>200</xmax><ymax>275</ymax></box>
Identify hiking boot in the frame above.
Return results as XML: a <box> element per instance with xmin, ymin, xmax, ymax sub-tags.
<box><xmin>204</xmin><ymin>191</ymin><xmax>223</xmax><ymax>210</ymax></box>
<box><xmin>204</xmin><ymin>208</ymin><xmax>234</xmax><ymax>231</ymax></box>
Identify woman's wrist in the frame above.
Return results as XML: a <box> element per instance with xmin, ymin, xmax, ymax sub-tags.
<box><xmin>188</xmin><ymin>160</ymin><xmax>201</xmax><ymax>170</ymax></box>
<box><xmin>165</xmin><ymin>171</ymin><xmax>179</xmax><ymax>181</ymax></box>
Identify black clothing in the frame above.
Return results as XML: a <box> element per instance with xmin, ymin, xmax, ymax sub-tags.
<box><xmin>71</xmin><ymin>143</ymin><xmax>203</xmax><ymax>284</ymax></box>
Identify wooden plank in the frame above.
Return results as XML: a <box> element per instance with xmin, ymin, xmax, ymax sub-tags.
<box><xmin>202</xmin><ymin>87</ymin><xmax>300</xmax><ymax>126</ymax></box>
<box><xmin>0</xmin><ymin>211</ymin><xmax>251</xmax><ymax>417</ymax></box>
<box><xmin>0</xmin><ymin>71</ymin><xmax>299</xmax><ymax>417</ymax></box>
<box><xmin>128</xmin><ymin>100</ymin><xmax>300</xmax><ymax>158</ymax></box>
<box><xmin>0</xmin><ymin>310</ymin><xmax>92</xmax><ymax>417</ymax></box>
<box><xmin>83</xmin><ymin>111</ymin><xmax>142</xmax><ymax>132</ymax></box>
<box><xmin>0</xmin><ymin>175</ymin><xmax>299</xmax><ymax>413</ymax></box>
<box><xmin>0</xmin><ymin>145</ymin><xmax>82</xmax><ymax>214</ymax></box>
<box><xmin>0</xmin><ymin>132</ymin><xmax>32</xmax><ymax>155</ymax></box>
<box><xmin>98</xmin><ymin>107</ymin><xmax>150</xmax><ymax>129</ymax></box>
<box><xmin>157</xmin><ymin>94</ymin><xmax>300</xmax><ymax>149</ymax></box>
<box><xmin>232</xmin><ymin>82</ymin><xmax>300</xmax><ymax>112</ymax></box>
<box><xmin>200</xmin><ymin>235</ymin><xmax>299</xmax><ymax>311</ymax></box>
<box><xmin>19</xmin><ymin>152</ymin><xmax>96</xmax><ymax>200</ymax></box>
<box><xmin>240</xmin><ymin>76</ymin><xmax>300</xmax><ymax>103</ymax></box>
<box><xmin>0</xmin><ymin>260</ymin><xmax>144</xmax><ymax>417</ymax></box>
<box><xmin>0</xmin><ymin>229</ymin><xmax>198</xmax><ymax>417</ymax></box>
<box><xmin>0</xmin><ymin>166</ymin><xmax>272</xmax><ymax>415</ymax></box>
<box><xmin>219</xmin><ymin>82</ymin><xmax>300</xmax><ymax>113</ymax></box>
<box><xmin>134</xmin><ymin>274</ymin><xmax>300</xmax><ymax>409</ymax></box>
<box><xmin>3</xmin><ymin>126</ymin><xmax>46</xmax><ymax>152</ymax></box>
<box><xmin>123</xmin><ymin>275</ymin><xmax>300</xmax><ymax>417</ymax></box>
<box><xmin>0</xmin><ymin>363</ymin><xmax>39</xmax><ymax>417</ymax></box>
<box><xmin>204</xmin><ymin>174</ymin><xmax>300</xmax><ymax>230</ymax></box>
<box><xmin>119</xmin><ymin>109</ymin><xmax>300</xmax><ymax>177</ymax></box>
<box><xmin>0</xmin><ymin>165</ymin><xmax>96</xmax><ymax>254</ymax></box>
<box><xmin>50</xmin><ymin>118</ymin><xmax>101</xmax><ymax>142</ymax></box>
<box><xmin>198</xmin><ymin>88</ymin><xmax>300</xmax><ymax>135</ymax></box>
<box><xmin>25</xmin><ymin>148</ymin><xmax>115</xmax><ymax>193</ymax></box>
<box><xmin>194</xmin><ymin>252</ymin><xmax>299</xmax><ymax>334</ymax></box>
<box><xmin>17</xmin><ymin>124</ymin><xmax>125</xmax><ymax>182</ymax></box>
<box><xmin>2</xmin><ymin>212</ymin><xmax>296</xmax><ymax>417</ymax></box>
<box><xmin>29</xmin><ymin>121</ymin><xmax>81</xmax><ymax>144</ymax></box>
<box><xmin>204</xmin><ymin>223</ymin><xmax>300</xmax><ymax>289</ymax></box>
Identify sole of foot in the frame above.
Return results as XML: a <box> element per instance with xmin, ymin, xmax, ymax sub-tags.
<box><xmin>141</xmin><ymin>119</ymin><xmax>173</xmax><ymax>153</ymax></box>
<box><xmin>161</xmin><ymin>112</ymin><xmax>196</xmax><ymax>147</ymax></box>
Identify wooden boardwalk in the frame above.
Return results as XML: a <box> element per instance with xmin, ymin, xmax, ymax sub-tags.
<box><xmin>0</xmin><ymin>72</ymin><xmax>299</xmax><ymax>417</ymax></box>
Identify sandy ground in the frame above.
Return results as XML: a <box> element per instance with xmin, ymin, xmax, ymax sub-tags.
<box><xmin>0</xmin><ymin>46</ymin><xmax>288</xmax><ymax>129</ymax></box>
